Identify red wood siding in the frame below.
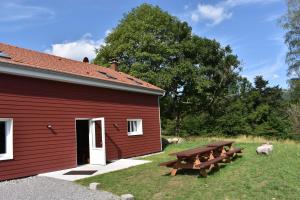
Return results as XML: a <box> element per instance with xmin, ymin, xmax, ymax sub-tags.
<box><xmin>0</xmin><ymin>74</ymin><xmax>161</xmax><ymax>181</ymax></box>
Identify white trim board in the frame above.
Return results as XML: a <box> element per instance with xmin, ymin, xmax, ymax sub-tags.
<box><xmin>0</xmin><ymin>62</ymin><xmax>165</xmax><ymax>96</ymax></box>
<box><xmin>0</xmin><ymin>118</ymin><xmax>13</xmax><ymax>161</ymax></box>
<box><xmin>158</xmin><ymin>97</ymin><xmax>163</xmax><ymax>151</ymax></box>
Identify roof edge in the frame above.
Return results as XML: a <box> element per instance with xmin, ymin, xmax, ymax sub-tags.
<box><xmin>0</xmin><ymin>62</ymin><xmax>165</xmax><ymax>96</ymax></box>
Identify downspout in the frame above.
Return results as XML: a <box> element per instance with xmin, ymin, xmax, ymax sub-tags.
<box><xmin>158</xmin><ymin>91</ymin><xmax>165</xmax><ymax>151</ymax></box>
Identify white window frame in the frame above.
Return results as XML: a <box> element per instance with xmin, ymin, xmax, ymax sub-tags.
<box><xmin>0</xmin><ymin>118</ymin><xmax>13</xmax><ymax>161</ymax></box>
<box><xmin>127</xmin><ymin>119</ymin><xmax>143</xmax><ymax>136</ymax></box>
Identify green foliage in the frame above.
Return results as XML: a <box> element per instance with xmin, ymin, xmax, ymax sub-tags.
<box><xmin>180</xmin><ymin>114</ymin><xmax>210</xmax><ymax>136</ymax></box>
<box><xmin>180</xmin><ymin>76</ymin><xmax>290</xmax><ymax>138</ymax></box>
<box><xmin>94</xmin><ymin>3</ymin><xmax>292</xmax><ymax>138</ymax></box>
<box><xmin>288</xmin><ymin>78</ymin><xmax>300</xmax><ymax>104</ymax></box>
<box><xmin>215</xmin><ymin>99</ymin><xmax>251</xmax><ymax>135</ymax></box>
<box><xmin>288</xmin><ymin>103</ymin><xmax>300</xmax><ymax>137</ymax></box>
<box><xmin>161</xmin><ymin>118</ymin><xmax>176</xmax><ymax>136</ymax></box>
<box><xmin>281</xmin><ymin>0</ymin><xmax>300</xmax><ymax>77</ymax></box>
<box><xmin>281</xmin><ymin>1</ymin><xmax>300</xmax><ymax>137</ymax></box>
<box><xmin>94</xmin><ymin>4</ymin><xmax>192</xmax><ymax>86</ymax></box>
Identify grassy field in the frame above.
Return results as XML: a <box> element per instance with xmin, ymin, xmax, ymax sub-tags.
<box><xmin>77</xmin><ymin>136</ymin><xmax>300</xmax><ymax>200</ymax></box>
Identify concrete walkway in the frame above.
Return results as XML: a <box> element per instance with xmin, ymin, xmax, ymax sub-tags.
<box><xmin>0</xmin><ymin>176</ymin><xmax>119</xmax><ymax>200</ymax></box>
<box><xmin>39</xmin><ymin>158</ymin><xmax>150</xmax><ymax>181</ymax></box>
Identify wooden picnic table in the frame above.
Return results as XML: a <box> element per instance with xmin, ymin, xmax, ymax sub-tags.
<box><xmin>159</xmin><ymin>140</ymin><xmax>243</xmax><ymax>177</ymax></box>
<box><xmin>162</xmin><ymin>146</ymin><xmax>223</xmax><ymax>177</ymax></box>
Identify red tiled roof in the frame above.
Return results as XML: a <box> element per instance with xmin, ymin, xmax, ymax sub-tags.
<box><xmin>0</xmin><ymin>42</ymin><xmax>164</xmax><ymax>94</ymax></box>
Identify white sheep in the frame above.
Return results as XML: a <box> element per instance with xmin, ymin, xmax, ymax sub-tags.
<box><xmin>256</xmin><ymin>142</ymin><xmax>273</xmax><ymax>155</ymax></box>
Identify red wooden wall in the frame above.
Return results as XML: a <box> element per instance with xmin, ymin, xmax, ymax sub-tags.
<box><xmin>0</xmin><ymin>73</ymin><xmax>161</xmax><ymax>181</ymax></box>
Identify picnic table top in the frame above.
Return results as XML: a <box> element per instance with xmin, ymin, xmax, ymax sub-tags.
<box><xmin>169</xmin><ymin>146</ymin><xmax>216</xmax><ymax>158</ymax></box>
<box><xmin>206</xmin><ymin>140</ymin><xmax>234</xmax><ymax>148</ymax></box>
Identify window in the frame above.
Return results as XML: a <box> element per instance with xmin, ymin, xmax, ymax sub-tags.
<box><xmin>97</xmin><ymin>71</ymin><xmax>117</xmax><ymax>79</ymax></box>
<box><xmin>0</xmin><ymin>119</ymin><xmax>13</xmax><ymax>161</ymax></box>
<box><xmin>126</xmin><ymin>77</ymin><xmax>143</xmax><ymax>85</ymax></box>
<box><xmin>127</xmin><ymin>119</ymin><xmax>143</xmax><ymax>136</ymax></box>
<box><xmin>94</xmin><ymin>120</ymin><xmax>103</xmax><ymax>148</ymax></box>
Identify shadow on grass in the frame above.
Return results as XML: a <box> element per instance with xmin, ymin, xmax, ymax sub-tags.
<box><xmin>231</xmin><ymin>155</ymin><xmax>242</xmax><ymax>161</ymax></box>
<box><xmin>161</xmin><ymin>163</ymin><xmax>229</xmax><ymax>178</ymax></box>
<box><xmin>161</xmin><ymin>138</ymin><xmax>170</xmax><ymax>150</ymax></box>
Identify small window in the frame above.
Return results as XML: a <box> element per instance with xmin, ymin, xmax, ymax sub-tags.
<box><xmin>0</xmin><ymin>119</ymin><xmax>13</xmax><ymax>161</ymax></box>
<box><xmin>98</xmin><ymin>71</ymin><xmax>117</xmax><ymax>79</ymax></box>
<box><xmin>127</xmin><ymin>119</ymin><xmax>143</xmax><ymax>136</ymax></box>
<box><xmin>126</xmin><ymin>77</ymin><xmax>143</xmax><ymax>85</ymax></box>
<box><xmin>0</xmin><ymin>51</ymin><xmax>11</xmax><ymax>59</ymax></box>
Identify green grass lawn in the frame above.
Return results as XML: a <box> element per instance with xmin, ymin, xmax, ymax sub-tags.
<box><xmin>77</xmin><ymin>137</ymin><xmax>300</xmax><ymax>200</ymax></box>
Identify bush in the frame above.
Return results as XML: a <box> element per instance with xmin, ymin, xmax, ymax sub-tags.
<box><xmin>180</xmin><ymin>114</ymin><xmax>210</xmax><ymax>136</ymax></box>
<box><xmin>161</xmin><ymin>118</ymin><xmax>176</xmax><ymax>136</ymax></box>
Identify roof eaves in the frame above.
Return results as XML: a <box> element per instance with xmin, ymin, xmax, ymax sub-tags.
<box><xmin>0</xmin><ymin>61</ymin><xmax>165</xmax><ymax>96</ymax></box>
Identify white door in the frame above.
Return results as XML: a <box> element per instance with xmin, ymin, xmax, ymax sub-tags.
<box><xmin>89</xmin><ymin>117</ymin><xmax>106</xmax><ymax>165</ymax></box>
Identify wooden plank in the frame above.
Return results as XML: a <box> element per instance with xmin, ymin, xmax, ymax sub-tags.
<box><xmin>173</xmin><ymin>147</ymin><xmax>216</xmax><ymax>158</ymax></box>
<box><xmin>207</xmin><ymin>140</ymin><xmax>234</xmax><ymax>148</ymax></box>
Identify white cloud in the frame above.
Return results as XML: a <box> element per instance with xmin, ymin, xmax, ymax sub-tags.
<box><xmin>45</xmin><ymin>33</ymin><xmax>104</xmax><ymax>61</ymax></box>
<box><xmin>105</xmin><ymin>29</ymin><xmax>112</xmax><ymax>36</ymax></box>
<box><xmin>188</xmin><ymin>0</ymin><xmax>280</xmax><ymax>26</ymax></box>
<box><xmin>193</xmin><ymin>4</ymin><xmax>232</xmax><ymax>25</ymax></box>
<box><xmin>0</xmin><ymin>2</ymin><xmax>55</xmax><ymax>22</ymax></box>
<box><xmin>224</xmin><ymin>0</ymin><xmax>280</xmax><ymax>7</ymax></box>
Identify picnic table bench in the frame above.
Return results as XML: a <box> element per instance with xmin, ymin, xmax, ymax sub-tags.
<box><xmin>159</xmin><ymin>140</ymin><xmax>243</xmax><ymax>177</ymax></box>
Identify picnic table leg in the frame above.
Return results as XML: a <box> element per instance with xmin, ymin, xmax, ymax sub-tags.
<box><xmin>224</xmin><ymin>157</ymin><xmax>231</xmax><ymax>163</ymax></box>
<box><xmin>218</xmin><ymin>146</ymin><xmax>232</xmax><ymax>163</ymax></box>
<box><xmin>199</xmin><ymin>169</ymin><xmax>207</xmax><ymax>177</ymax></box>
<box><xmin>208</xmin><ymin>151</ymin><xmax>215</xmax><ymax>171</ymax></box>
<box><xmin>170</xmin><ymin>160</ymin><xmax>181</xmax><ymax>176</ymax></box>
<box><xmin>171</xmin><ymin>168</ymin><xmax>178</xmax><ymax>176</ymax></box>
<box><xmin>221</xmin><ymin>147</ymin><xmax>227</xmax><ymax>157</ymax></box>
<box><xmin>194</xmin><ymin>155</ymin><xmax>201</xmax><ymax>168</ymax></box>
<box><xmin>214</xmin><ymin>163</ymin><xmax>220</xmax><ymax>170</ymax></box>
<box><xmin>225</xmin><ymin>144</ymin><xmax>234</xmax><ymax>162</ymax></box>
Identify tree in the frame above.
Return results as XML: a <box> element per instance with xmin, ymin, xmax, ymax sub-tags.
<box><xmin>247</xmin><ymin>76</ymin><xmax>290</xmax><ymax>137</ymax></box>
<box><xmin>281</xmin><ymin>0</ymin><xmax>300</xmax><ymax>137</ymax></box>
<box><xmin>288</xmin><ymin>78</ymin><xmax>300</xmax><ymax>103</ymax></box>
<box><xmin>94</xmin><ymin>4</ymin><xmax>193</xmax><ymax>136</ymax></box>
<box><xmin>94</xmin><ymin>4</ymin><xmax>192</xmax><ymax>86</ymax></box>
<box><xmin>287</xmin><ymin>78</ymin><xmax>300</xmax><ymax>136</ymax></box>
<box><xmin>287</xmin><ymin>104</ymin><xmax>300</xmax><ymax>137</ymax></box>
<box><xmin>281</xmin><ymin>0</ymin><xmax>300</xmax><ymax>77</ymax></box>
<box><xmin>254</xmin><ymin>76</ymin><xmax>268</xmax><ymax>91</ymax></box>
<box><xmin>94</xmin><ymin>4</ymin><xmax>240</xmax><ymax>136</ymax></box>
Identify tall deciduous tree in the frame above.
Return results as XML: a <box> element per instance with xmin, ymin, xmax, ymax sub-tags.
<box><xmin>94</xmin><ymin>4</ymin><xmax>192</xmax><ymax>86</ymax></box>
<box><xmin>282</xmin><ymin>0</ymin><xmax>300</xmax><ymax>136</ymax></box>
<box><xmin>94</xmin><ymin>4</ymin><xmax>240</xmax><ymax>135</ymax></box>
<box><xmin>281</xmin><ymin>0</ymin><xmax>300</xmax><ymax>77</ymax></box>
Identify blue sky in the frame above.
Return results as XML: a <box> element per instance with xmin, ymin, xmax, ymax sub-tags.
<box><xmin>0</xmin><ymin>0</ymin><xmax>288</xmax><ymax>88</ymax></box>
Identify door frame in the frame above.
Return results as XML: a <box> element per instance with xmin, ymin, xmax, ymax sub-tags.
<box><xmin>89</xmin><ymin>117</ymin><xmax>106</xmax><ymax>165</ymax></box>
<box><xmin>75</xmin><ymin>118</ymin><xmax>91</xmax><ymax>166</ymax></box>
<box><xmin>75</xmin><ymin>117</ymin><xmax>106</xmax><ymax>165</ymax></box>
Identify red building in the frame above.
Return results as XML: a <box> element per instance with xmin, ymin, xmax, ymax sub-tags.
<box><xmin>0</xmin><ymin>43</ymin><xmax>164</xmax><ymax>181</ymax></box>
